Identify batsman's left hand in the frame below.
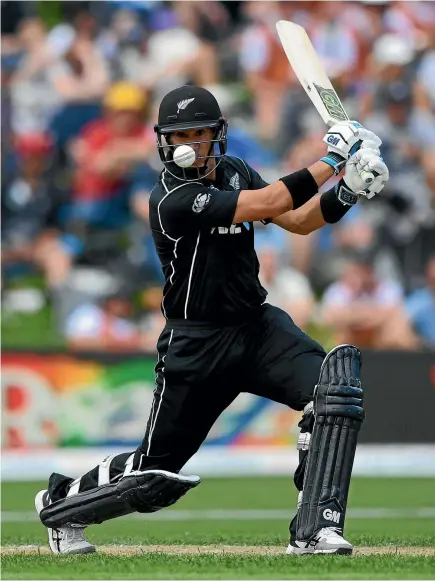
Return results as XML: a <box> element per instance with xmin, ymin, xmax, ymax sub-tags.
<box><xmin>321</xmin><ymin>121</ymin><xmax>382</xmax><ymax>175</ymax></box>
<box><xmin>344</xmin><ymin>148</ymin><xmax>389</xmax><ymax>199</ymax></box>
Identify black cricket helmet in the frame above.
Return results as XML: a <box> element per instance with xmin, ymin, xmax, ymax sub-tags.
<box><xmin>154</xmin><ymin>85</ymin><xmax>228</xmax><ymax>181</ymax></box>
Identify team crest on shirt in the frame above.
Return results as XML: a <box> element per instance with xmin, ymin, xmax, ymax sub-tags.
<box><xmin>229</xmin><ymin>172</ymin><xmax>240</xmax><ymax>190</ymax></box>
<box><xmin>192</xmin><ymin>192</ymin><xmax>211</xmax><ymax>213</ymax></box>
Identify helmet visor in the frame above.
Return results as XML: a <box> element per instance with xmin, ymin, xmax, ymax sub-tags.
<box><xmin>155</xmin><ymin>120</ymin><xmax>227</xmax><ymax>182</ymax></box>
<box><xmin>156</xmin><ymin>120</ymin><xmax>222</xmax><ymax>134</ymax></box>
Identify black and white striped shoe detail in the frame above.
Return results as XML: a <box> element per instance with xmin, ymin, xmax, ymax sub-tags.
<box><xmin>35</xmin><ymin>490</ymin><xmax>95</xmax><ymax>554</ymax></box>
<box><xmin>287</xmin><ymin>527</ymin><xmax>353</xmax><ymax>555</ymax></box>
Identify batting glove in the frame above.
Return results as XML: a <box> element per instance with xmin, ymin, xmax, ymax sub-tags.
<box><xmin>321</xmin><ymin>121</ymin><xmax>382</xmax><ymax>175</ymax></box>
<box><xmin>334</xmin><ymin>148</ymin><xmax>389</xmax><ymax>206</ymax></box>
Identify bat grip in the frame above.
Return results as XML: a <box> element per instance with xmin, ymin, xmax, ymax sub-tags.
<box><xmin>360</xmin><ymin>169</ymin><xmax>374</xmax><ymax>185</ymax></box>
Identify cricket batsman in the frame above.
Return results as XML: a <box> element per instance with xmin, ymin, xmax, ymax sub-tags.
<box><xmin>35</xmin><ymin>85</ymin><xmax>389</xmax><ymax>555</ymax></box>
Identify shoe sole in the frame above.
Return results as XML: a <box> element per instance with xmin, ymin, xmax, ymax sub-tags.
<box><xmin>35</xmin><ymin>490</ymin><xmax>96</xmax><ymax>555</ymax></box>
<box><xmin>287</xmin><ymin>545</ymin><xmax>353</xmax><ymax>555</ymax></box>
<box><xmin>62</xmin><ymin>545</ymin><xmax>96</xmax><ymax>555</ymax></box>
<box><xmin>314</xmin><ymin>547</ymin><xmax>353</xmax><ymax>555</ymax></box>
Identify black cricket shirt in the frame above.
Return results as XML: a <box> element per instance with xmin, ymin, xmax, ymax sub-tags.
<box><xmin>149</xmin><ymin>155</ymin><xmax>271</xmax><ymax>323</ymax></box>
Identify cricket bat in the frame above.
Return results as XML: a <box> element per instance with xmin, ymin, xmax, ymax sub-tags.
<box><xmin>276</xmin><ymin>20</ymin><xmax>374</xmax><ymax>185</ymax></box>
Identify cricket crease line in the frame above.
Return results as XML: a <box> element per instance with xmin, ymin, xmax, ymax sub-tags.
<box><xmin>1</xmin><ymin>544</ymin><xmax>435</xmax><ymax>557</ymax></box>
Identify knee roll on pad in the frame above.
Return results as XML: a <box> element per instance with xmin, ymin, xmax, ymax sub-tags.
<box><xmin>40</xmin><ymin>470</ymin><xmax>201</xmax><ymax>528</ymax></box>
<box><xmin>296</xmin><ymin>345</ymin><xmax>364</xmax><ymax>541</ymax></box>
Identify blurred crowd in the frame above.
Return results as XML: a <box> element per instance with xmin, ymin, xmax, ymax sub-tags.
<box><xmin>2</xmin><ymin>0</ymin><xmax>435</xmax><ymax>352</ymax></box>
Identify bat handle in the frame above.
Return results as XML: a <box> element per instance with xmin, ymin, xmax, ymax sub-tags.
<box><xmin>360</xmin><ymin>169</ymin><xmax>374</xmax><ymax>185</ymax></box>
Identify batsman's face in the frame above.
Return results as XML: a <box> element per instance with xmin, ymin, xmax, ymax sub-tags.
<box><xmin>170</xmin><ymin>128</ymin><xmax>215</xmax><ymax>167</ymax></box>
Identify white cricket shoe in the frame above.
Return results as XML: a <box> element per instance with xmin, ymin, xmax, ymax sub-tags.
<box><xmin>287</xmin><ymin>527</ymin><xmax>353</xmax><ymax>555</ymax></box>
<box><xmin>35</xmin><ymin>490</ymin><xmax>95</xmax><ymax>554</ymax></box>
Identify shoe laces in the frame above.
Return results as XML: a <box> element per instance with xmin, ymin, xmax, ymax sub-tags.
<box><xmin>318</xmin><ymin>527</ymin><xmax>342</xmax><ymax>538</ymax></box>
<box><xmin>65</xmin><ymin>526</ymin><xmax>87</xmax><ymax>542</ymax></box>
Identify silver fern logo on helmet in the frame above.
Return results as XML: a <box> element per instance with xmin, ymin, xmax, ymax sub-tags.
<box><xmin>177</xmin><ymin>98</ymin><xmax>195</xmax><ymax>114</ymax></box>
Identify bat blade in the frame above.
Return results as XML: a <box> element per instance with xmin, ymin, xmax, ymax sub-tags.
<box><xmin>276</xmin><ymin>20</ymin><xmax>349</xmax><ymax>126</ymax></box>
<box><xmin>276</xmin><ymin>20</ymin><xmax>374</xmax><ymax>185</ymax></box>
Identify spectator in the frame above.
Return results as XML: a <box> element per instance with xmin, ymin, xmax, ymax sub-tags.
<box><xmin>44</xmin><ymin>23</ymin><xmax>109</xmax><ymax>104</ymax></box>
<box><xmin>9</xmin><ymin>17</ymin><xmax>59</xmax><ymax>137</ymax></box>
<box><xmin>383</xmin><ymin>1</ymin><xmax>435</xmax><ymax>46</ymax></box>
<box><xmin>239</xmin><ymin>1</ymin><xmax>290</xmax><ymax>142</ymax></box>
<box><xmin>65</xmin><ymin>290</ymin><xmax>141</xmax><ymax>352</ymax></box>
<box><xmin>1</xmin><ymin>133</ymin><xmax>60</xmax><ymax>279</ymax></box>
<box><xmin>174</xmin><ymin>1</ymin><xmax>237</xmax><ymax>80</ymax></box>
<box><xmin>406</xmin><ymin>256</ymin><xmax>435</xmax><ymax>348</ymax></box>
<box><xmin>71</xmin><ymin>9</ymin><xmax>99</xmax><ymax>42</ymax></box>
<box><xmin>9</xmin><ymin>17</ymin><xmax>109</xmax><ymax>140</ymax></box>
<box><xmin>46</xmin><ymin>81</ymin><xmax>154</xmax><ymax>287</ymax></box>
<box><xmin>45</xmin><ymin>26</ymin><xmax>110</xmax><ymax>147</ymax></box>
<box><xmin>97</xmin><ymin>8</ymin><xmax>148</xmax><ymax>83</ymax></box>
<box><xmin>257</xmin><ymin>244</ymin><xmax>315</xmax><ymax>331</ymax></box>
<box><xmin>417</xmin><ymin>43</ymin><xmax>435</xmax><ymax>110</ymax></box>
<box><xmin>362</xmin><ymin>34</ymin><xmax>435</xmax><ymax>288</ymax></box>
<box><xmin>309</xmin><ymin>2</ymin><xmax>359</xmax><ymax>88</ymax></box>
<box><xmin>140</xmin><ymin>5</ymin><xmax>218</xmax><ymax>103</ymax></box>
<box><xmin>321</xmin><ymin>254</ymin><xmax>419</xmax><ymax>349</ymax></box>
<box><xmin>416</xmin><ymin>39</ymin><xmax>435</xmax><ymax>199</ymax></box>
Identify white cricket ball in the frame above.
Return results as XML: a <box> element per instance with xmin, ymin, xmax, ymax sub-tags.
<box><xmin>173</xmin><ymin>145</ymin><xmax>196</xmax><ymax>168</ymax></box>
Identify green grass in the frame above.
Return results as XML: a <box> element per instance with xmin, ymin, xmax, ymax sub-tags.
<box><xmin>2</xmin><ymin>305</ymin><xmax>65</xmax><ymax>348</ymax></box>
<box><xmin>3</xmin><ymin>477</ymin><xmax>434</xmax><ymax>512</ymax></box>
<box><xmin>3</xmin><ymin>554</ymin><xmax>435</xmax><ymax>580</ymax></box>
<box><xmin>2</xmin><ymin>477</ymin><xmax>435</xmax><ymax>579</ymax></box>
<box><xmin>1</xmin><ymin>273</ymin><xmax>65</xmax><ymax>348</ymax></box>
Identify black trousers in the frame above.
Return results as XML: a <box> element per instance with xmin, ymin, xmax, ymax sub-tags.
<box><xmin>49</xmin><ymin>305</ymin><xmax>325</xmax><ymax>515</ymax></box>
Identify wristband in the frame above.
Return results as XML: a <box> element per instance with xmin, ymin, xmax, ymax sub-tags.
<box><xmin>320</xmin><ymin>152</ymin><xmax>346</xmax><ymax>175</ymax></box>
<box><xmin>279</xmin><ymin>168</ymin><xmax>318</xmax><ymax>210</ymax></box>
<box><xmin>320</xmin><ymin>179</ymin><xmax>359</xmax><ymax>224</ymax></box>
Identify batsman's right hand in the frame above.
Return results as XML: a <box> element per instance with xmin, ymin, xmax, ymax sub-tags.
<box><xmin>344</xmin><ymin>148</ymin><xmax>389</xmax><ymax>199</ymax></box>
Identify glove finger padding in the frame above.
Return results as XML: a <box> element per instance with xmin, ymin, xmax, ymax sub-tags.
<box><xmin>360</xmin><ymin>139</ymin><xmax>380</xmax><ymax>155</ymax></box>
<box><xmin>356</xmin><ymin>129</ymin><xmax>382</xmax><ymax>149</ymax></box>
